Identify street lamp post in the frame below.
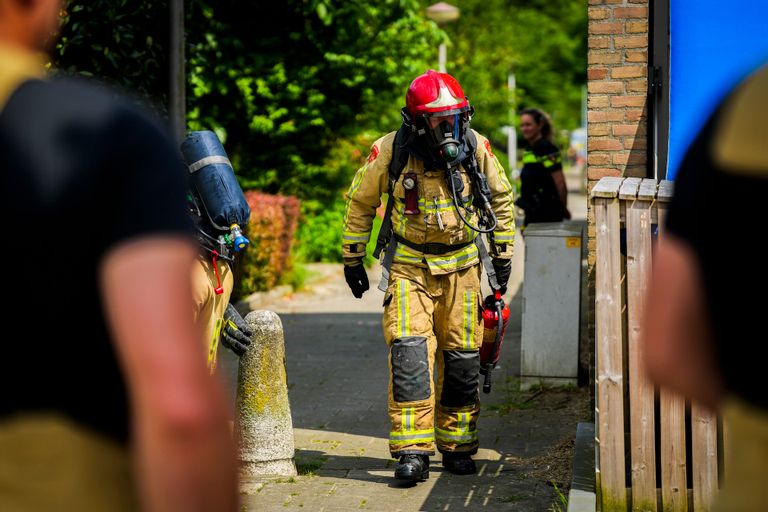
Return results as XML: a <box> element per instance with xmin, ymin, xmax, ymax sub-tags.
<box><xmin>425</xmin><ymin>2</ymin><xmax>460</xmax><ymax>73</ymax></box>
<box><xmin>507</xmin><ymin>72</ymin><xmax>517</xmax><ymax>179</ymax></box>
<box><xmin>169</xmin><ymin>0</ymin><xmax>185</xmax><ymax>142</ymax></box>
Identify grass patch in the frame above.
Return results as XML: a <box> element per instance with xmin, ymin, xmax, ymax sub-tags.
<box><xmin>295</xmin><ymin>457</ymin><xmax>327</xmax><ymax>476</ymax></box>
<box><xmin>498</xmin><ymin>494</ymin><xmax>525</xmax><ymax>503</ymax></box>
<box><xmin>548</xmin><ymin>481</ymin><xmax>568</xmax><ymax>512</ymax></box>
<box><xmin>485</xmin><ymin>377</ymin><xmax>537</xmax><ymax>415</ymax></box>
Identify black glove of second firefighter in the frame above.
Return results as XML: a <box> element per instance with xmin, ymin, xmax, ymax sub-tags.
<box><xmin>491</xmin><ymin>258</ymin><xmax>512</xmax><ymax>295</ymax></box>
<box><xmin>221</xmin><ymin>303</ymin><xmax>253</xmax><ymax>356</ymax></box>
<box><xmin>344</xmin><ymin>261</ymin><xmax>369</xmax><ymax>299</ymax></box>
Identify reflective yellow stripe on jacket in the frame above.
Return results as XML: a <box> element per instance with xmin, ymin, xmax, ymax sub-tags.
<box><xmin>342</xmin><ymin>230</ymin><xmax>370</xmax><ymax>244</ymax></box>
<box><xmin>391</xmin><ymin>242</ymin><xmax>480</xmax><ymax>275</ymax></box>
<box><xmin>341</xmin><ymin>130</ymin><xmax>514</xmax><ymax>267</ymax></box>
<box><xmin>493</xmin><ymin>229</ymin><xmax>515</xmax><ymax>244</ymax></box>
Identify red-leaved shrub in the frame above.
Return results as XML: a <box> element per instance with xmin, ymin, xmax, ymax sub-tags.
<box><xmin>233</xmin><ymin>191</ymin><xmax>300</xmax><ymax>298</ymax></box>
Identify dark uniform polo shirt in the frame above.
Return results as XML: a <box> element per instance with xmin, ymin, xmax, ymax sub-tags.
<box><xmin>0</xmin><ymin>46</ymin><xmax>193</xmax><ymax>442</ymax></box>
<box><xmin>666</xmin><ymin>65</ymin><xmax>768</xmax><ymax>410</ymax></box>
<box><xmin>519</xmin><ymin>138</ymin><xmax>565</xmax><ymax>224</ymax></box>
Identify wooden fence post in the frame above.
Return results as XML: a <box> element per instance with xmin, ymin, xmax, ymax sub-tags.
<box><xmin>691</xmin><ymin>405</ymin><xmax>718</xmax><ymax>511</ymax></box>
<box><xmin>624</xmin><ymin>178</ymin><xmax>657</xmax><ymax>512</ymax></box>
<box><xmin>593</xmin><ymin>177</ymin><xmax>627</xmax><ymax>511</ymax></box>
<box><xmin>656</xmin><ymin>181</ymin><xmax>688</xmax><ymax>512</ymax></box>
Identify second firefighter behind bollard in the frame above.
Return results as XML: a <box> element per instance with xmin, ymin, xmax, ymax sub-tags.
<box><xmin>236</xmin><ymin>310</ymin><xmax>296</xmax><ymax>479</ymax></box>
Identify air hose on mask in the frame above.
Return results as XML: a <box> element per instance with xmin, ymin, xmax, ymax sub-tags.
<box><xmin>446</xmin><ymin>159</ymin><xmax>498</xmax><ymax>234</ymax></box>
<box><xmin>432</xmin><ymin>113</ymin><xmax>498</xmax><ymax>234</ymax></box>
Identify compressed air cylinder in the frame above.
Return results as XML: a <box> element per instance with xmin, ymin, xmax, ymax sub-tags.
<box><xmin>180</xmin><ymin>131</ymin><xmax>250</xmax><ymax>232</ymax></box>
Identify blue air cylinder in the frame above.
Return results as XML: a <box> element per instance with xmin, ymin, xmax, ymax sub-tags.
<box><xmin>181</xmin><ymin>131</ymin><xmax>251</xmax><ymax>251</ymax></box>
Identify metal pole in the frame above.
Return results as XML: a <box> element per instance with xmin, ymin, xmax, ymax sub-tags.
<box><xmin>438</xmin><ymin>43</ymin><xmax>447</xmax><ymax>73</ymax></box>
<box><xmin>169</xmin><ymin>0</ymin><xmax>185</xmax><ymax>142</ymax></box>
<box><xmin>507</xmin><ymin>73</ymin><xmax>518</xmax><ymax>178</ymax></box>
<box><xmin>426</xmin><ymin>3</ymin><xmax>459</xmax><ymax>73</ymax></box>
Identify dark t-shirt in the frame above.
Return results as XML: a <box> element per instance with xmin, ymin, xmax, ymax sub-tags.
<box><xmin>519</xmin><ymin>138</ymin><xmax>565</xmax><ymax>223</ymax></box>
<box><xmin>666</xmin><ymin>67</ymin><xmax>768</xmax><ymax>410</ymax></box>
<box><xmin>0</xmin><ymin>78</ymin><xmax>193</xmax><ymax>442</ymax></box>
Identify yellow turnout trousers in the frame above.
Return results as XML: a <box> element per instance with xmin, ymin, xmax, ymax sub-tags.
<box><xmin>192</xmin><ymin>256</ymin><xmax>233</xmax><ymax>371</ymax></box>
<box><xmin>383</xmin><ymin>262</ymin><xmax>483</xmax><ymax>456</ymax></box>
<box><xmin>715</xmin><ymin>398</ymin><xmax>768</xmax><ymax>512</ymax></box>
<box><xmin>0</xmin><ymin>414</ymin><xmax>136</xmax><ymax>512</ymax></box>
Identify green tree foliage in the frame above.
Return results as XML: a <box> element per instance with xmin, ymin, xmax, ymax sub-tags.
<box><xmin>444</xmin><ymin>0</ymin><xmax>587</xmax><ymax>147</ymax></box>
<box><xmin>51</xmin><ymin>1</ymin><xmax>586</xmax><ymax>266</ymax></box>
<box><xmin>186</xmin><ymin>0</ymin><xmax>442</xmax><ymax>203</ymax></box>
<box><xmin>53</xmin><ymin>0</ymin><xmax>585</xmax><ymax>184</ymax></box>
<box><xmin>53</xmin><ymin>0</ymin><xmax>170</xmax><ymax>113</ymax></box>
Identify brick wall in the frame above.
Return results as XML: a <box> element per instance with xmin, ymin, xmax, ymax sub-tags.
<box><xmin>585</xmin><ymin>0</ymin><xmax>650</xmax><ymax>381</ymax></box>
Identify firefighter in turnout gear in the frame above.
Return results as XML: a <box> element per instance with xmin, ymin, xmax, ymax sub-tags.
<box><xmin>183</xmin><ymin>132</ymin><xmax>253</xmax><ymax>372</ymax></box>
<box><xmin>189</xmin><ymin>202</ymin><xmax>252</xmax><ymax>372</ymax></box>
<box><xmin>342</xmin><ymin>70</ymin><xmax>515</xmax><ymax>481</ymax></box>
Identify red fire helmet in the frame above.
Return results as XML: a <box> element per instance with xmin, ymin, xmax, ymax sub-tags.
<box><xmin>406</xmin><ymin>70</ymin><xmax>470</xmax><ymax>117</ymax></box>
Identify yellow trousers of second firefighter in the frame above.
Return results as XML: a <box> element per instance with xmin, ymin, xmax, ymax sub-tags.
<box><xmin>714</xmin><ymin>398</ymin><xmax>768</xmax><ymax>512</ymax></box>
<box><xmin>383</xmin><ymin>262</ymin><xmax>483</xmax><ymax>456</ymax></box>
<box><xmin>192</xmin><ymin>256</ymin><xmax>233</xmax><ymax>372</ymax></box>
<box><xmin>0</xmin><ymin>414</ymin><xmax>136</xmax><ymax>512</ymax></box>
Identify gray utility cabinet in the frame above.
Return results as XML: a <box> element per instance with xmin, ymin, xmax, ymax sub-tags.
<box><xmin>520</xmin><ymin>222</ymin><xmax>582</xmax><ymax>390</ymax></box>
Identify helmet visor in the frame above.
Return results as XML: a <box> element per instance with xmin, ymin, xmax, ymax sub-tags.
<box><xmin>419</xmin><ymin>113</ymin><xmax>464</xmax><ymax>162</ymax></box>
<box><xmin>422</xmin><ymin>113</ymin><xmax>459</xmax><ymax>147</ymax></box>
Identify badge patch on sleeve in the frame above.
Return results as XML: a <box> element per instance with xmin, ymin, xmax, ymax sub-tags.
<box><xmin>484</xmin><ymin>139</ymin><xmax>495</xmax><ymax>158</ymax></box>
<box><xmin>368</xmin><ymin>145</ymin><xmax>380</xmax><ymax>163</ymax></box>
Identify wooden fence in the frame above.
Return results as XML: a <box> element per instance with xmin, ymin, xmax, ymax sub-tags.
<box><xmin>591</xmin><ymin>176</ymin><xmax>721</xmax><ymax>512</ymax></box>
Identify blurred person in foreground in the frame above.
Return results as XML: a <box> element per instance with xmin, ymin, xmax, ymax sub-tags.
<box><xmin>516</xmin><ymin>108</ymin><xmax>570</xmax><ymax>226</ymax></box>
<box><xmin>0</xmin><ymin>1</ymin><xmax>238</xmax><ymax>510</ymax></box>
<box><xmin>643</xmin><ymin>63</ymin><xmax>768</xmax><ymax>512</ymax></box>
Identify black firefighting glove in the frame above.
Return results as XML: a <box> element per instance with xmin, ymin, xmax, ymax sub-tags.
<box><xmin>221</xmin><ymin>303</ymin><xmax>253</xmax><ymax>357</ymax></box>
<box><xmin>344</xmin><ymin>260</ymin><xmax>369</xmax><ymax>299</ymax></box>
<box><xmin>492</xmin><ymin>258</ymin><xmax>512</xmax><ymax>295</ymax></box>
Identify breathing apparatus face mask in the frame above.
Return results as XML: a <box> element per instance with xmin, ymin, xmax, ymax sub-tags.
<box><xmin>420</xmin><ymin>113</ymin><xmax>465</xmax><ymax>163</ymax></box>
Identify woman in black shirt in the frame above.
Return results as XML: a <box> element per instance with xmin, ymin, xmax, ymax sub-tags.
<box><xmin>516</xmin><ymin>108</ymin><xmax>570</xmax><ymax>226</ymax></box>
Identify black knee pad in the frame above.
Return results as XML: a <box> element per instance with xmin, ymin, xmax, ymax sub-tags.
<box><xmin>440</xmin><ymin>350</ymin><xmax>480</xmax><ymax>407</ymax></box>
<box><xmin>391</xmin><ymin>336</ymin><xmax>430</xmax><ymax>402</ymax></box>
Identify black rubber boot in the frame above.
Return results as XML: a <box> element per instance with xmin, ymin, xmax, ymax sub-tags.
<box><xmin>442</xmin><ymin>453</ymin><xmax>477</xmax><ymax>475</ymax></box>
<box><xmin>394</xmin><ymin>454</ymin><xmax>430</xmax><ymax>482</ymax></box>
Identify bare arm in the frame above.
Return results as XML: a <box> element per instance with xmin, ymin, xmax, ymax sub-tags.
<box><xmin>100</xmin><ymin>237</ymin><xmax>238</xmax><ymax>512</ymax></box>
<box><xmin>642</xmin><ymin>234</ymin><xmax>724</xmax><ymax>411</ymax></box>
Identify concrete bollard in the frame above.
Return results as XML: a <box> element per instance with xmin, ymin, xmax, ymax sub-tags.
<box><xmin>236</xmin><ymin>310</ymin><xmax>296</xmax><ymax>481</ymax></box>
